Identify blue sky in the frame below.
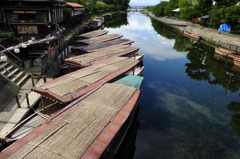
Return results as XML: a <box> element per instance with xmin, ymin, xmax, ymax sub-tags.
<box><xmin>129</xmin><ymin>0</ymin><xmax>167</xmax><ymax>6</ymax></box>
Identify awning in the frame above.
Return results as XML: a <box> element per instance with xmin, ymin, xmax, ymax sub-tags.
<box><xmin>200</xmin><ymin>15</ymin><xmax>209</xmax><ymax>19</ymax></box>
<box><xmin>65</xmin><ymin>2</ymin><xmax>84</xmax><ymax>8</ymax></box>
<box><xmin>172</xmin><ymin>8</ymin><xmax>180</xmax><ymax>12</ymax></box>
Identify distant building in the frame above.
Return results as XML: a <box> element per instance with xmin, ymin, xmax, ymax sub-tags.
<box><xmin>64</xmin><ymin>2</ymin><xmax>85</xmax><ymax>25</ymax></box>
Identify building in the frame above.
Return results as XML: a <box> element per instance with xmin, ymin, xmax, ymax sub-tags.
<box><xmin>0</xmin><ymin>0</ymin><xmax>66</xmax><ymax>40</ymax></box>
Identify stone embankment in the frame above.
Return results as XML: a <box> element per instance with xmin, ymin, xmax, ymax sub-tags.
<box><xmin>147</xmin><ymin>11</ymin><xmax>240</xmax><ymax>52</ymax></box>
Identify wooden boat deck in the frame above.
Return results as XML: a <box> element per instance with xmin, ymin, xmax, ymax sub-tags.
<box><xmin>215</xmin><ymin>47</ymin><xmax>236</xmax><ymax>56</ymax></box>
<box><xmin>74</xmin><ymin>30</ymin><xmax>108</xmax><ymax>39</ymax></box>
<box><xmin>31</xmin><ymin>57</ymin><xmax>139</xmax><ymax>103</ymax></box>
<box><xmin>74</xmin><ymin>34</ymin><xmax>122</xmax><ymax>45</ymax></box>
<box><xmin>65</xmin><ymin>45</ymin><xmax>139</xmax><ymax>67</ymax></box>
<box><xmin>1</xmin><ymin>82</ymin><xmax>140</xmax><ymax>159</ymax></box>
<box><xmin>71</xmin><ymin>39</ymin><xmax>134</xmax><ymax>54</ymax></box>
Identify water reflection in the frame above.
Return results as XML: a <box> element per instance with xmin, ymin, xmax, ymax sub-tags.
<box><xmin>185</xmin><ymin>42</ymin><xmax>240</xmax><ymax>93</ymax></box>
<box><xmin>228</xmin><ymin>102</ymin><xmax>240</xmax><ymax>137</ymax></box>
<box><xmin>105</xmin><ymin>13</ymin><xmax>186</xmax><ymax>62</ymax></box>
<box><xmin>105</xmin><ymin>12</ymin><xmax>240</xmax><ymax>159</ymax></box>
<box><xmin>104</xmin><ymin>13</ymin><xmax>128</xmax><ymax>28</ymax></box>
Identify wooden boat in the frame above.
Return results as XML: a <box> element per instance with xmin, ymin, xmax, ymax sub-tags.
<box><xmin>73</xmin><ymin>34</ymin><xmax>122</xmax><ymax>45</ymax></box>
<box><xmin>89</xmin><ymin>19</ymin><xmax>103</xmax><ymax>30</ymax></box>
<box><xmin>215</xmin><ymin>47</ymin><xmax>240</xmax><ymax>64</ymax></box>
<box><xmin>0</xmin><ymin>75</ymin><xmax>143</xmax><ymax>159</ymax></box>
<box><xmin>65</xmin><ymin>45</ymin><xmax>139</xmax><ymax>67</ymax></box>
<box><xmin>135</xmin><ymin>54</ymin><xmax>144</xmax><ymax>61</ymax></box>
<box><xmin>215</xmin><ymin>47</ymin><xmax>236</xmax><ymax>56</ymax></box>
<box><xmin>183</xmin><ymin>31</ymin><xmax>201</xmax><ymax>41</ymax></box>
<box><xmin>31</xmin><ymin>56</ymin><xmax>139</xmax><ymax>103</ymax></box>
<box><xmin>103</xmin><ymin>13</ymin><xmax>112</xmax><ymax>21</ymax></box>
<box><xmin>96</xmin><ymin>17</ymin><xmax>104</xmax><ymax>23</ymax></box>
<box><xmin>234</xmin><ymin>58</ymin><xmax>240</xmax><ymax>66</ymax></box>
<box><xmin>124</xmin><ymin>54</ymin><xmax>144</xmax><ymax>76</ymax></box>
<box><xmin>71</xmin><ymin>39</ymin><xmax>134</xmax><ymax>54</ymax></box>
<box><xmin>74</xmin><ymin>30</ymin><xmax>108</xmax><ymax>40</ymax></box>
<box><xmin>126</xmin><ymin>66</ymin><xmax>144</xmax><ymax>76</ymax></box>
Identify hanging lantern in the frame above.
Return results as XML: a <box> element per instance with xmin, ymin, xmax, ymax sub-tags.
<box><xmin>0</xmin><ymin>53</ymin><xmax>7</xmax><ymax>62</ymax></box>
<box><xmin>14</xmin><ymin>48</ymin><xmax>20</xmax><ymax>53</ymax></box>
<box><xmin>22</xmin><ymin>43</ymin><xmax>27</xmax><ymax>48</ymax></box>
<box><xmin>28</xmin><ymin>40</ymin><xmax>33</xmax><ymax>44</ymax></box>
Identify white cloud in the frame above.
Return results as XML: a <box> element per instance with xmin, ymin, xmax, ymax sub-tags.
<box><xmin>105</xmin><ymin>13</ymin><xmax>186</xmax><ymax>61</ymax></box>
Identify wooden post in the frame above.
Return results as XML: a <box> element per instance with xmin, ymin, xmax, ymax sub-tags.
<box><xmin>26</xmin><ymin>93</ymin><xmax>30</xmax><ymax>107</ymax></box>
<box><xmin>15</xmin><ymin>95</ymin><xmax>21</xmax><ymax>108</ymax></box>
<box><xmin>31</xmin><ymin>75</ymin><xmax>35</xmax><ymax>87</ymax></box>
<box><xmin>43</xmin><ymin>76</ymin><xmax>46</xmax><ymax>82</ymax></box>
<box><xmin>41</xmin><ymin>96</ymin><xmax>45</xmax><ymax>113</ymax></box>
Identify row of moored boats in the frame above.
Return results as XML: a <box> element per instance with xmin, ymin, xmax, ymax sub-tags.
<box><xmin>0</xmin><ymin>29</ymin><xmax>144</xmax><ymax>159</ymax></box>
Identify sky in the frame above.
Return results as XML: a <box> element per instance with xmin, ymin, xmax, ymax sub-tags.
<box><xmin>129</xmin><ymin>0</ymin><xmax>167</xmax><ymax>6</ymax></box>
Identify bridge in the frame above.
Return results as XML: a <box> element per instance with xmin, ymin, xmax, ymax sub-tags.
<box><xmin>127</xmin><ymin>8</ymin><xmax>145</xmax><ymax>12</ymax></box>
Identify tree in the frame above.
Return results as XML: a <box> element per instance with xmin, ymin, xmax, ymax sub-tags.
<box><xmin>219</xmin><ymin>5</ymin><xmax>240</xmax><ymax>32</ymax></box>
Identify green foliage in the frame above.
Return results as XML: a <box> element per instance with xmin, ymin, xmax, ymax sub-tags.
<box><xmin>104</xmin><ymin>13</ymin><xmax>128</xmax><ymax>28</ymax></box>
<box><xmin>151</xmin><ymin>2</ymin><xmax>169</xmax><ymax>17</ymax></box>
<box><xmin>214</xmin><ymin>0</ymin><xmax>239</xmax><ymax>6</ymax></box>
<box><xmin>149</xmin><ymin>0</ymin><xmax>240</xmax><ymax>34</ymax></box>
<box><xmin>66</xmin><ymin>0</ymin><xmax>130</xmax><ymax>13</ymax></box>
<box><xmin>209</xmin><ymin>5</ymin><xmax>240</xmax><ymax>31</ymax></box>
<box><xmin>220</xmin><ymin>5</ymin><xmax>240</xmax><ymax>31</ymax></box>
<box><xmin>164</xmin><ymin>2</ymin><xmax>178</xmax><ymax>16</ymax></box>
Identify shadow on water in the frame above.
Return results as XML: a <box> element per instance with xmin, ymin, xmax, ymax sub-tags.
<box><xmin>185</xmin><ymin>42</ymin><xmax>240</xmax><ymax>93</ymax></box>
<box><xmin>228</xmin><ymin>101</ymin><xmax>240</xmax><ymax>137</ymax></box>
<box><xmin>104</xmin><ymin>13</ymin><xmax>128</xmax><ymax>28</ymax></box>
<box><xmin>150</xmin><ymin>17</ymin><xmax>192</xmax><ymax>52</ymax></box>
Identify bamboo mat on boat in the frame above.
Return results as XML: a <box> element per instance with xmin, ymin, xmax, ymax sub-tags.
<box><xmin>71</xmin><ymin>39</ymin><xmax>133</xmax><ymax>52</ymax></box>
<box><xmin>75</xmin><ymin>30</ymin><xmax>108</xmax><ymax>38</ymax></box>
<box><xmin>9</xmin><ymin>83</ymin><xmax>136</xmax><ymax>159</ymax></box>
<box><xmin>75</xmin><ymin>34</ymin><xmax>122</xmax><ymax>44</ymax></box>
<box><xmin>36</xmin><ymin>57</ymin><xmax>135</xmax><ymax>98</ymax></box>
<box><xmin>65</xmin><ymin>45</ymin><xmax>138</xmax><ymax>66</ymax></box>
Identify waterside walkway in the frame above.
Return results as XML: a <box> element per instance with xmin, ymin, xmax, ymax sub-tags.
<box><xmin>147</xmin><ymin>11</ymin><xmax>240</xmax><ymax>52</ymax></box>
<box><xmin>0</xmin><ymin>78</ymin><xmax>49</xmax><ymax>138</ymax></box>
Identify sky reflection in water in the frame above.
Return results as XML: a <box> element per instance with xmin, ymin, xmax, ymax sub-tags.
<box><xmin>106</xmin><ymin>14</ymin><xmax>187</xmax><ymax>62</ymax></box>
<box><xmin>106</xmin><ymin>13</ymin><xmax>240</xmax><ymax>159</ymax></box>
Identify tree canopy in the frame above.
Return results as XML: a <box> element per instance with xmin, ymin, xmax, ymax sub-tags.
<box><xmin>148</xmin><ymin>0</ymin><xmax>240</xmax><ymax>33</ymax></box>
<box><xmin>67</xmin><ymin>0</ymin><xmax>130</xmax><ymax>12</ymax></box>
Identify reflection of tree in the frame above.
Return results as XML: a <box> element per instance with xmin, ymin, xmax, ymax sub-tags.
<box><xmin>228</xmin><ymin>102</ymin><xmax>240</xmax><ymax>137</ymax></box>
<box><xmin>185</xmin><ymin>47</ymin><xmax>211</xmax><ymax>81</ymax></box>
<box><xmin>173</xmin><ymin>33</ymin><xmax>192</xmax><ymax>52</ymax></box>
<box><xmin>150</xmin><ymin>17</ymin><xmax>191</xmax><ymax>52</ymax></box>
<box><xmin>186</xmin><ymin>42</ymin><xmax>240</xmax><ymax>93</ymax></box>
<box><xmin>104</xmin><ymin>13</ymin><xmax>128</xmax><ymax>28</ymax></box>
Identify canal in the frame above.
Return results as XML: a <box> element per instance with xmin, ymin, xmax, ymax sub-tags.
<box><xmin>105</xmin><ymin>12</ymin><xmax>240</xmax><ymax>159</ymax></box>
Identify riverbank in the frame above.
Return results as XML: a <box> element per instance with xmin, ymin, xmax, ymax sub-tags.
<box><xmin>147</xmin><ymin>11</ymin><xmax>240</xmax><ymax>52</ymax></box>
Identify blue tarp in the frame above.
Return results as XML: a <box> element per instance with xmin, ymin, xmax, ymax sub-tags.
<box><xmin>218</xmin><ymin>24</ymin><xmax>231</xmax><ymax>32</ymax></box>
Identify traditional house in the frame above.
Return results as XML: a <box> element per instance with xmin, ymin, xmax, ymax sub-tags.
<box><xmin>64</xmin><ymin>2</ymin><xmax>85</xmax><ymax>25</ymax></box>
<box><xmin>0</xmin><ymin>0</ymin><xmax>66</xmax><ymax>40</ymax></box>
<box><xmin>0</xmin><ymin>0</ymin><xmax>68</xmax><ymax>76</ymax></box>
